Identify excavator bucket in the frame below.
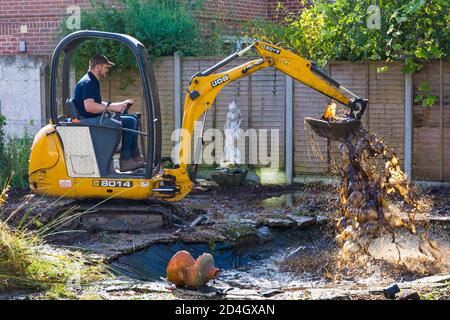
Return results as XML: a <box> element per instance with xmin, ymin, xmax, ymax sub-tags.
<box><xmin>305</xmin><ymin>102</ymin><xmax>362</xmax><ymax>142</ymax></box>
<box><xmin>305</xmin><ymin>117</ymin><xmax>361</xmax><ymax>143</ymax></box>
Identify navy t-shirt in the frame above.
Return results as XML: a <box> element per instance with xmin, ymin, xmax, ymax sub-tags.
<box><xmin>73</xmin><ymin>71</ymin><xmax>102</xmax><ymax>118</ymax></box>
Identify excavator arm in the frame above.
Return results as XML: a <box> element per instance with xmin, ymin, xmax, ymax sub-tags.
<box><xmin>160</xmin><ymin>41</ymin><xmax>368</xmax><ymax>201</ymax></box>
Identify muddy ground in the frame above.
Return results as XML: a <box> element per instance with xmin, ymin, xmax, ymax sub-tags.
<box><xmin>1</xmin><ymin>182</ymin><xmax>449</xmax><ymax>300</ymax></box>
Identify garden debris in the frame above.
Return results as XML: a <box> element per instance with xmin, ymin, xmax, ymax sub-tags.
<box><xmin>383</xmin><ymin>283</ymin><xmax>400</xmax><ymax>299</ymax></box>
<box><xmin>398</xmin><ymin>290</ymin><xmax>420</xmax><ymax>300</ymax></box>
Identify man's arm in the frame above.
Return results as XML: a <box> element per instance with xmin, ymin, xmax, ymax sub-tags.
<box><xmin>84</xmin><ymin>99</ymin><xmax>128</xmax><ymax>114</ymax></box>
<box><xmin>81</xmin><ymin>80</ymin><xmax>134</xmax><ymax>114</ymax></box>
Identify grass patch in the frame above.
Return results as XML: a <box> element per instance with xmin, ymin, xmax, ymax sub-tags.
<box><xmin>0</xmin><ymin>182</ymin><xmax>109</xmax><ymax>298</ymax></box>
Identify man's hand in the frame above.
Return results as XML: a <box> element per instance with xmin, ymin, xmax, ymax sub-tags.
<box><xmin>111</xmin><ymin>98</ymin><xmax>134</xmax><ymax>113</ymax></box>
<box><xmin>122</xmin><ymin>99</ymin><xmax>135</xmax><ymax>109</ymax></box>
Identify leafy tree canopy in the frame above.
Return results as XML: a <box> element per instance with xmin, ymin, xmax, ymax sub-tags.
<box><xmin>243</xmin><ymin>0</ymin><xmax>449</xmax><ymax>72</ymax></box>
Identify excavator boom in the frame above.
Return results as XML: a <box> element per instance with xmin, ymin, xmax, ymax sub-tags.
<box><xmin>162</xmin><ymin>41</ymin><xmax>368</xmax><ymax>200</ymax></box>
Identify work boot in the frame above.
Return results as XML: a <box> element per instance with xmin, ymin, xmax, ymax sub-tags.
<box><xmin>132</xmin><ymin>155</ymin><xmax>145</xmax><ymax>164</ymax></box>
<box><xmin>120</xmin><ymin>158</ymin><xmax>144</xmax><ymax>172</ymax></box>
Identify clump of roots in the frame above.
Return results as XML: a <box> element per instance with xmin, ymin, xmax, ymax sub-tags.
<box><xmin>283</xmin><ymin>124</ymin><xmax>446</xmax><ymax>281</ymax></box>
<box><xmin>334</xmin><ymin>127</ymin><xmax>445</xmax><ymax>275</ymax></box>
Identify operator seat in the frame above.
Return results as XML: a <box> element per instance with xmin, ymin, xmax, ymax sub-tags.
<box><xmin>57</xmin><ymin>98</ymin><xmax>123</xmax><ymax>177</ymax></box>
<box><xmin>66</xmin><ymin>98</ymin><xmax>80</xmax><ymax>121</ymax></box>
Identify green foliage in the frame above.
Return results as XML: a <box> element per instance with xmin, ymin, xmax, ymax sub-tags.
<box><xmin>58</xmin><ymin>0</ymin><xmax>224</xmax><ymax>78</ymax></box>
<box><xmin>247</xmin><ymin>0</ymin><xmax>449</xmax><ymax>66</ymax></box>
<box><xmin>0</xmin><ymin>116</ymin><xmax>33</xmax><ymax>190</ymax></box>
<box><xmin>240</xmin><ymin>17</ymin><xmax>290</xmax><ymax>45</ymax></box>
<box><xmin>414</xmin><ymin>81</ymin><xmax>437</xmax><ymax>107</ymax></box>
<box><xmin>243</xmin><ymin>0</ymin><xmax>448</xmax><ymax>107</ymax></box>
<box><xmin>243</xmin><ymin>0</ymin><xmax>449</xmax><ymax>63</ymax></box>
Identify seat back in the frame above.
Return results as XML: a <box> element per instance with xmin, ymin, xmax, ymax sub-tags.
<box><xmin>65</xmin><ymin>98</ymin><xmax>80</xmax><ymax>120</ymax></box>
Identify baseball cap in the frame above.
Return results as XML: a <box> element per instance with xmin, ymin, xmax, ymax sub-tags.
<box><xmin>89</xmin><ymin>54</ymin><xmax>115</xmax><ymax>67</ymax></box>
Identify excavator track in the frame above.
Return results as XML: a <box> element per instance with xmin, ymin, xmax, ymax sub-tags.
<box><xmin>46</xmin><ymin>199</ymin><xmax>184</xmax><ymax>232</ymax></box>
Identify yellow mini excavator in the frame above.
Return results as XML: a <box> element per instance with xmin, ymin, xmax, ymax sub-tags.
<box><xmin>28</xmin><ymin>30</ymin><xmax>367</xmax><ymax>231</ymax></box>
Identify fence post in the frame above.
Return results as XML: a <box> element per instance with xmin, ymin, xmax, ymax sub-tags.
<box><xmin>439</xmin><ymin>59</ymin><xmax>443</xmax><ymax>181</ymax></box>
<box><xmin>404</xmin><ymin>72</ymin><xmax>413</xmax><ymax>179</ymax></box>
<box><xmin>174</xmin><ymin>51</ymin><xmax>182</xmax><ymax>163</ymax></box>
<box><xmin>285</xmin><ymin>75</ymin><xmax>294</xmax><ymax>185</ymax></box>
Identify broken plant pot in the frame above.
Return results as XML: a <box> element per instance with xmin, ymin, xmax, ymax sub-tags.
<box><xmin>166</xmin><ymin>250</ymin><xmax>220</xmax><ymax>289</ymax></box>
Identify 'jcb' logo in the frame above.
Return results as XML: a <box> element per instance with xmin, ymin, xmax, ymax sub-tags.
<box><xmin>211</xmin><ymin>75</ymin><xmax>230</xmax><ymax>87</ymax></box>
<box><xmin>260</xmin><ymin>44</ymin><xmax>281</xmax><ymax>55</ymax></box>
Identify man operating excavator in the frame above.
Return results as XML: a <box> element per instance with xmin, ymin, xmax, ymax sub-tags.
<box><xmin>72</xmin><ymin>54</ymin><xmax>145</xmax><ymax>172</ymax></box>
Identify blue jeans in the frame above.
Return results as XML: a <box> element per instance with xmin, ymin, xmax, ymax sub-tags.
<box><xmin>119</xmin><ymin>114</ymin><xmax>141</xmax><ymax>160</ymax></box>
<box><xmin>81</xmin><ymin>114</ymin><xmax>140</xmax><ymax>160</ymax></box>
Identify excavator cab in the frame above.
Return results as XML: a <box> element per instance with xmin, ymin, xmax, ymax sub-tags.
<box><xmin>51</xmin><ymin>31</ymin><xmax>161</xmax><ymax>179</ymax></box>
<box><xmin>29</xmin><ymin>31</ymin><xmax>162</xmax><ymax>195</ymax></box>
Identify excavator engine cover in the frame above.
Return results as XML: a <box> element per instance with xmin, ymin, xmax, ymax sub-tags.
<box><xmin>305</xmin><ymin>117</ymin><xmax>361</xmax><ymax>143</ymax></box>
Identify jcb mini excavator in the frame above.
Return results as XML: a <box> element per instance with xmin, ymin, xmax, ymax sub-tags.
<box><xmin>28</xmin><ymin>30</ymin><xmax>367</xmax><ymax>231</ymax></box>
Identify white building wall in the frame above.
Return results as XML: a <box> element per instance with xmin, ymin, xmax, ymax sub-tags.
<box><xmin>0</xmin><ymin>56</ymin><xmax>47</xmax><ymax>137</ymax></box>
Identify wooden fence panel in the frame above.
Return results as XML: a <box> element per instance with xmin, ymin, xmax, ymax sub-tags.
<box><xmin>152</xmin><ymin>57</ymin><xmax>175</xmax><ymax>157</ymax></box>
<box><xmin>367</xmin><ymin>61</ymin><xmax>405</xmax><ymax>164</ymax></box>
<box><xmin>249</xmin><ymin>67</ymin><xmax>286</xmax><ymax>168</ymax></box>
<box><xmin>412</xmin><ymin>61</ymin><xmax>442</xmax><ymax>180</ymax></box>
<box><xmin>293</xmin><ymin>78</ymin><xmax>329</xmax><ymax>174</ymax></box>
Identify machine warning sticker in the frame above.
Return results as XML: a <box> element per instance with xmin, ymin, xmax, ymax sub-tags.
<box><xmin>260</xmin><ymin>43</ymin><xmax>281</xmax><ymax>55</ymax></box>
<box><xmin>141</xmin><ymin>181</ymin><xmax>150</xmax><ymax>187</ymax></box>
<box><xmin>211</xmin><ymin>75</ymin><xmax>230</xmax><ymax>87</ymax></box>
<box><xmin>59</xmin><ymin>180</ymin><xmax>72</xmax><ymax>188</ymax></box>
<box><xmin>92</xmin><ymin>180</ymin><xmax>133</xmax><ymax>188</ymax></box>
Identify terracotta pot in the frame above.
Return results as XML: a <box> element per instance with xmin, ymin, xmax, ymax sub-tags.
<box><xmin>166</xmin><ymin>250</ymin><xmax>195</xmax><ymax>286</ymax></box>
<box><xmin>166</xmin><ymin>250</ymin><xmax>220</xmax><ymax>289</ymax></box>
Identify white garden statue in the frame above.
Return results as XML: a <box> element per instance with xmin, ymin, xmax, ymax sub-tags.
<box><xmin>223</xmin><ymin>101</ymin><xmax>242</xmax><ymax>164</ymax></box>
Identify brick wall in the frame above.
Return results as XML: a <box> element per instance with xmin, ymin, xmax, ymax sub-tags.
<box><xmin>267</xmin><ymin>0</ymin><xmax>305</xmax><ymax>22</ymax></box>
<box><xmin>0</xmin><ymin>0</ymin><xmax>273</xmax><ymax>56</ymax></box>
<box><xmin>194</xmin><ymin>0</ymin><xmax>268</xmax><ymax>34</ymax></box>
<box><xmin>0</xmin><ymin>0</ymin><xmax>92</xmax><ymax>55</ymax></box>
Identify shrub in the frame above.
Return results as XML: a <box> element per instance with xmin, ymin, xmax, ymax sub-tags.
<box><xmin>243</xmin><ymin>0</ymin><xmax>449</xmax><ymax>68</ymax></box>
<box><xmin>0</xmin><ymin>115</ymin><xmax>33</xmax><ymax>190</ymax></box>
<box><xmin>59</xmin><ymin>0</ymin><xmax>225</xmax><ymax>78</ymax></box>
<box><xmin>242</xmin><ymin>0</ymin><xmax>448</xmax><ymax>107</ymax></box>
